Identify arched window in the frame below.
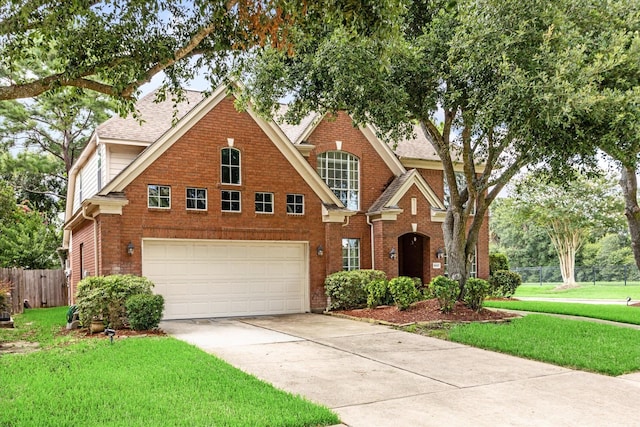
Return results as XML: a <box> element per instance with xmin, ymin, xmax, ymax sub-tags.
<box><xmin>221</xmin><ymin>147</ymin><xmax>241</xmax><ymax>185</ymax></box>
<box><xmin>317</xmin><ymin>151</ymin><xmax>359</xmax><ymax>210</ymax></box>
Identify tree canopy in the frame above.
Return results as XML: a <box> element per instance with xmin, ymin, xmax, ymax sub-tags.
<box><xmin>242</xmin><ymin>0</ymin><xmax>620</xmax><ymax>291</ymax></box>
<box><xmin>0</xmin><ymin>0</ymin><xmax>403</xmax><ymax>105</ymax></box>
<box><xmin>509</xmin><ymin>172</ymin><xmax>623</xmax><ymax>285</ymax></box>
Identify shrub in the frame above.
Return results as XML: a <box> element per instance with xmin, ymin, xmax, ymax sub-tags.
<box><xmin>365</xmin><ymin>279</ymin><xmax>392</xmax><ymax>308</ymax></box>
<box><xmin>429</xmin><ymin>275</ymin><xmax>459</xmax><ymax>313</ymax></box>
<box><xmin>489</xmin><ymin>253</ymin><xmax>510</xmax><ymax>275</ymax></box>
<box><xmin>463</xmin><ymin>278</ymin><xmax>490</xmax><ymax>311</ymax></box>
<box><xmin>76</xmin><ymin>274</ymin><xmax>155</xmax><ymax>328</ymax></box>
<box><xmin>0</xmin><ymin>279</ymin><xmax>12</xmax><ymax>312</ymax></box>
<box><xmin>125</xmin><ymin>294</ymin><xmax>165</xmax><ymax>330</ymax></box>
<box><xmin>388</xmin><ymin>276</ymin><xmax>421</xmax><ymax>310</ymax></box>
<box><xmin>324</xmin><ymin>270</ymin><xmax>387</xmax><ymax>310</ymax></box>
<box><xmin>489</xmin><ymin>270</ymin><xmax>522</xmax><ymax>298</ymax></box>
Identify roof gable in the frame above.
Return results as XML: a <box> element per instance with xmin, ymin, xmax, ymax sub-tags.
<box><xmin>100</xmin><ymin>84</ymin><xmax>343</xmax><ymax>208</ymax></box>
<box><xmin>368</xmin><ymin>169</ymin><xmax>445</xmax><ymax>220</ymax></box>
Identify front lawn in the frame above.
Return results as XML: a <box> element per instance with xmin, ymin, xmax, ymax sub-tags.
<box><xmin>406</xmin><ymin>314</ymin><xmax>640</xmax><ymax>376</ymax></box>
<box><xmin>484</xmin><ymin>300</ymin><xmax>640</xmax><ymax>325</ymax></box>
<box><xmin>515</xmin><ymin>283</ymin><xmax>640</xmax><ymax>299</ymax></box>
<box><xmin>0</xmin><ymin>308</ymin><xmax>339</xmax><ymax>427</ymax></box>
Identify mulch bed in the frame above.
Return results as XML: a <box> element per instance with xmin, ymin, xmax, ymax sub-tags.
<box><xmin>335</xmin><ymin>299</ymin><xmax>519</xmax><ymax>325</ymax></box>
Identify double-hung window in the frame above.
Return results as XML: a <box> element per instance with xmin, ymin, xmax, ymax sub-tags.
<box><xmin>342</xmin><ymin>238</ymin><xmax>360</xmax><ymax>271</ymax></box>
<box><xmin>318</xmin><ymin>151</ymin><xmax>359</xmax><ymax>210</ymax></box>
<box><xmin>221</xmin><ymin>148</ymin><xmax>241</xmax><ymax>185</ymax></box>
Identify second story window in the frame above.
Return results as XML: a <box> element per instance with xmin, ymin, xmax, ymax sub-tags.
<box><xmin>255</xmin><ymin>192</ymin><xmax>274</xmax><ymax>214</ymax></box>
<box><xmin>148</xmin><ymin>185</ymin><xmax>171</xmax><ymax>209</ymax></box>
<box><xmin>186</xmin><ymin>187</ymin><xmax>207</xmax><ymax>211</ymax></box>
<box><xmin>318</xmin><ymin>151</ymin><xmax>359</xmax><ymax>210</ymax></box>
<box><xmin>221</xmin><ymin>147</ymin><xmax>241</xmax><ymax>185</ymax></box>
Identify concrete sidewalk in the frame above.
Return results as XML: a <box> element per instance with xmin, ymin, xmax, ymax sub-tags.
<box><xmin>161</xmin><ymin>314</ymin><xmax>640</xmax><ymax>427</ymax></box>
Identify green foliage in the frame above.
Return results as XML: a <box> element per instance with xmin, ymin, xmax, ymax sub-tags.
<box><xmin>429</xmin><ymin>276</ymin><xmax>459</xmax><ymax>313</ymax></box>
<box><xmin>388</xmin><ymin>276</ymin><xmax>421</xmax><ymax>310</ymax></box>
<box><xmin>125</xmin><ymin>294</ymin><xmax>165</xmax><ymax>331</ymax></box>
<box><xmin>66</xmin><ymin>305</ymin><xmax>78</xmax><ymax>323</ymax></box>
<box><xmin>489</xmin><ymin>270</ymin><xmax>522</xmax><ymax>298</ymax></box>
<box><xmin>463</xmin><ymin>278</ymin><xmax>490</xmax><ymax>311</ymax></box>
<box><xmin>489</xmin><ymin>253</ymin><xmax>509</xmax><ymax>275</ymax></box>
<box><xmin>365</xmin><ymin>279</ymin><xmax>392</xmax><ymax>308</ymax></box>
<box><xmin>75</xmin><ymin>275</ymin><xmax>154</xmax><ymax>329</ymax></box>
<box><xmin>324</xmin><ymin>270</ymin><xmax>387</xmax><ymax>310</ymax></box>
<box><xmin>0</xmin><ymin>206</ymin><xmax>60</xmax><ymax>269</ymax></box>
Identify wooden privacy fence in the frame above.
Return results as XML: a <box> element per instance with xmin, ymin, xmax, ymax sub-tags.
<box><xmin>0</xmin><ymin>268</ymin><xmax>68</xmax><ymax>314</ymax></box>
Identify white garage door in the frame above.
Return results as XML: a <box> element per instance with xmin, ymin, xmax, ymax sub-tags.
<box><xmin>142</xmin><ymin>239</ymin><xmax>309</xmax><ymax>320</ymax></box>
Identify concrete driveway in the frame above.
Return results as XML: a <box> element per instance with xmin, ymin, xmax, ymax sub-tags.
<box><xmin>160</xmin><ymin>314</ymin><xmax>640</xmax><ymax>427</ymax></box>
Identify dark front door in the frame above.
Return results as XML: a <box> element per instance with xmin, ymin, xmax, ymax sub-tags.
<box><xmin>399</xmin><ymin>233</ymin><xmax>425</xmax><ymax>282</ymax></box>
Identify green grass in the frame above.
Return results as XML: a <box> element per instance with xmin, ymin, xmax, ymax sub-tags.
<box><xmin>485</xmin><ymin>300</ymin><xmax>640</xmax><ymax>325</ymax></box>
<box><xmin>0</xmin><ymin>308</ymin><xmax>339</xmax><ymax>427</ymax></box>
<box><xmin>413</xmin><ymin>315</ymin><xmax>640</xmax><ymax>376</ymax></box>
<box><xmin>0</xmin><ymin>306</ymin><xmax>70</xmax><ymax>346</ymax></box>
<box><xmin>515</xmin><ymin>283</ymin><xmax>640</xmax><ymax>299</ymax></box>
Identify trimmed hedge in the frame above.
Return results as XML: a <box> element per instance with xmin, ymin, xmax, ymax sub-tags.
<box><xmin>489</xmin><ymin>270</ymin><xmax>522</xmax><ymax>297</ymax></box>
<box><xmin>489</xmin><ymin>253</ymin><xmax>510</xmax><ymax>275</ymax></box>
<box><xmin>429</xmin><ymin>275</ymin><xmax>459</xmax><ymax>313</ymax></box>
<box><xmin>126</xmin><ymin>294</ymin><xmax>165</xmax><ymax>330</ymax></box>
<box><xmin>324</xmin><ymin>270</ymin><xmax>387</xmax><ymax>310</ymax></box>
<box><xmin>76</xmin><ymin>275</ymin><xmax>155</xmax><ymax>329</ymax></box>
<box><xmin>463</xmin><ymin>277</ymin><xmax>490</xmax><ymax>311</ymax></box>
<box><xmin>388</xmin><ymin>276</ymin><xmax>421</xmax><ymax>310</ymax></box>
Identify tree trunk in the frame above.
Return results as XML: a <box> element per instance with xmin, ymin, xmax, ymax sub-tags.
<box><xmin>442</xmin><ymin>207</ymin><xmax>470</xmax><ymax>297</ymax></box>
<box><xmin>548</xmin><ymin>224</ymin><xmax>580</xmax><ymax>286</ymax></box>
<box><xmin>620</xmin><ymin>165</ymin><xmax>640</xmax><ymax>271</ymax></box>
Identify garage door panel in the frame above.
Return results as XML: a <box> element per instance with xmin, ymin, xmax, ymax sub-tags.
<box><xmin>142</xmin><ymin>239</ymin><xmax>308</xmax><ymax>319</ymax></box>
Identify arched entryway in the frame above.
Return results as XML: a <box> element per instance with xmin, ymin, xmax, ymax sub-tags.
<box><xmin>398</xmin><ymin>233</ymin><xmax>429</xmax><ymax>283</ymax></box>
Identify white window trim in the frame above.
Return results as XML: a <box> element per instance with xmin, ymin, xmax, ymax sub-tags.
<box><xmin>221</xmin><ymin>147</ymin><xmax>241</xmax><ymax>186</ymax></box>
<box><xmin>221</xmin><ymin>189</ymin><xmax>241</xmax><ymax>212</ymax></box>
<box><xmin>318</xmin><ymin>151</ymin><xmax>360</xmax><ymax>211</ymax></box>
<box><xmin>186</xmin><ymin>187</ymin><xmax>208</xmax><ymax>211</ymax></box>
<box><xmin>148</xmin><ymin>184</ymin><xmax>171</xmax><ymax>209</ymax></box>
<box><xmin>342</xmin><ymin>238</ymin><xmax>360</xmax><ymax>271</ymax></box>
<box><xmin>286</xmin><ymin>193</ymin><xmax>305</xmax><ymax>215</ymax></box>
<box><xmin>254</xmin><ymin>192</ymin><xmax>274</xmax><ymax>214</ymax></box>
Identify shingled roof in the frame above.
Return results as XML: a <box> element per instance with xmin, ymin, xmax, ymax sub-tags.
<box><xmin>97</xmin><ymin>90</ymin><xmax>205</xmax><ymax>143</ymax></box>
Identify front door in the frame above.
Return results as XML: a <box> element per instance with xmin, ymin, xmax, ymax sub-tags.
<box><xmin>398</xmin><ymin>233</ymin><xmax>427</xmax><ymax>283</ymax></box>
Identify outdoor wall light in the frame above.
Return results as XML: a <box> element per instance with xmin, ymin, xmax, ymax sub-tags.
<box><xmin>436</xmin><ymin>247</ymin><xmax>445</xmax><ymax>259</ymax></box>
<box><xmin>127</xmin><ymin>241</ymin><xmax>135</xmax><ymax>256</ymax></box>
<box><xmin>317</xmin><ymin>245</ymin><xmax>324</xmax><ymax>256</ymax></box>
<box><xmin>389</xmin><ymin>248</ymin><xmax>396</xmax><ymax>260</ymax></box>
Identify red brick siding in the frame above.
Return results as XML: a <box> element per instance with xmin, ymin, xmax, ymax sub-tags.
<box><xmin>68</xmin><ymin>101</ymin><xmax>490</xmax><ymax>310</ymax></box>
<box><xmin>70</xmin><ymin>220</ymin><xmax>95</xmax><ymax>300</ymax></box>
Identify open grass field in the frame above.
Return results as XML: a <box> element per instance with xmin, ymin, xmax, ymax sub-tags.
<box><xmin>515</xmin><ymin>283</ymin><xmax>640</xmax><ymax>300</ymax></box>
<box><xmin>408</xmin><ymin>314</ymin><xmax>640</xmax><ymax>376</ymax></box>
<box><xmin>0</xmin><ymin>308</ymin><xmax>339</xmax><ymax>427</ymax></box>
<box><xmin>484</xmin><ymin>300</ymin><xmax>640</xmax><ymax>325</ymax></box>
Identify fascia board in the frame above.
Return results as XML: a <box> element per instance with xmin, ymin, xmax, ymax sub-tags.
<box><xmin>387</xmin><ymin>170</ymin><xmax>446</xmax><ymax>210</ymax></box>
<box><xmin>358</xmin><ymin>124</ymin><xmax>406</xmax><ymax>177</ymax></box>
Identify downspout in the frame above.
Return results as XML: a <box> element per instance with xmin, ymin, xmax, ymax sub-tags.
<box><xmin>81</xmin><ymin>206</ymin><xmax>98</xmax><ymax>277</ymax></box>
<box><xmin>366</xmin><ymin>215</ymin><xmax>375</xmax><ymax>270</ymax></box>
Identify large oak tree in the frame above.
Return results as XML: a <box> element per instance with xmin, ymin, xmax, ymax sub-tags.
<box><xmin>0</xmin><ymin>0</ymin><xmax>403</xmax><ymax>104</ymax></box>
<box><xmin>242</xmin><ymin>0</ymin><xmax>608</xmax><ymax>293</ymax></box>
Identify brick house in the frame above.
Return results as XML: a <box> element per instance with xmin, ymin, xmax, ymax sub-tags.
<box><xmin>63</xmin><ymin>84</ymin><xmax>489</xmax><ymax>319</ymax></box>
